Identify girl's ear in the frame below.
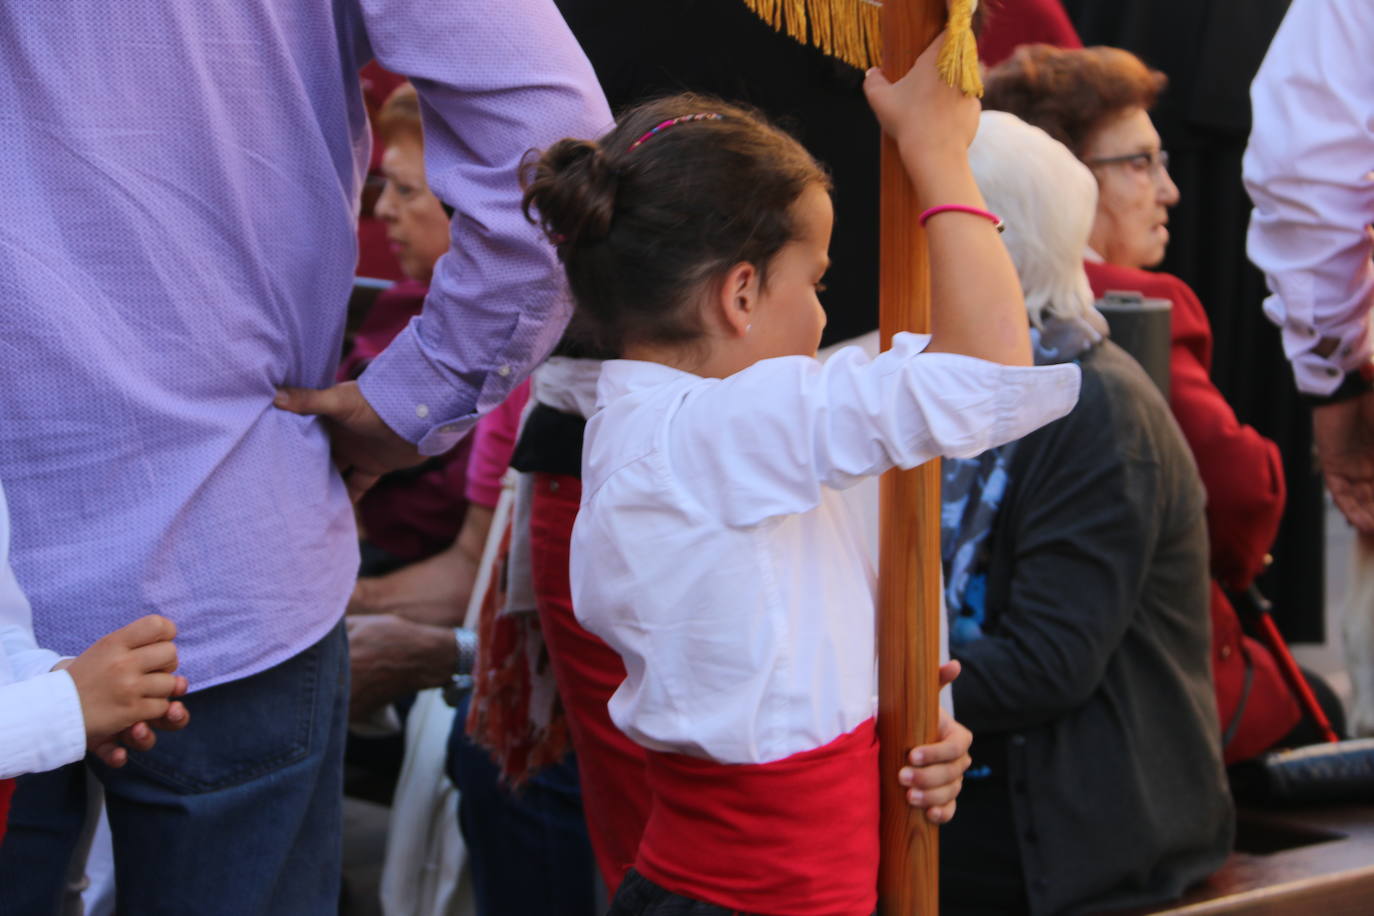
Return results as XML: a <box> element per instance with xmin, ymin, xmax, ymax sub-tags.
<box><xmin>713</xmin><ymin>261</ymin><xmax>758</xmax><ymax>338</ymax></box>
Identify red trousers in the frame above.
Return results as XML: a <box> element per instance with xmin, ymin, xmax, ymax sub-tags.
<box><xmin>529</xmin><ymin>473</ymin><xmax>651</xmax><ymax>895</ymax></box>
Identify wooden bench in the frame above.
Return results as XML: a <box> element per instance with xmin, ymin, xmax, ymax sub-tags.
<box><xmin>1119</xmin><ymin>805</ymin><xmax>1374</xmax><ymax>914</ymax></box>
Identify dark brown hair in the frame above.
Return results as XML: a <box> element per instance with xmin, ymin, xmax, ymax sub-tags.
<box><xmin>522</xmin><ymin>94</ymin><xmax>830</xmax><ymax>354</ymax></box>
<box><xmin>377</xmin><ymin>82</ymin><xmax>423</xmax><ymax>148</ymax></box>
<box><xmin>982</xmin><ymin>45</ymin><xmax>1167</xmax><ymax>157</ymax></box>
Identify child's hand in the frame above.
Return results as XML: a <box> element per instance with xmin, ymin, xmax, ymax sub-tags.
<box><xmin>898</xmin><ymin>660</ymin><xmax>972</xmax><ymax>823</ymax></box>
<box><xmin>64</xmin><ymin>615</ymin><xmax>186</xmax><ymax>753</ymax></box>
<box><xmin>863</xmin><ymin>31</ymin><xmax>981</xmax><ymax>202</ymax></box>
<box><xmin>90</xmin><ymin>687</ymin><xmax>190</xmax><ymax>768</ymax></box>
<box><xmin>899</xmin><ymin>707</ymin><xmax>973</xmax><ymax>823</ymax></box>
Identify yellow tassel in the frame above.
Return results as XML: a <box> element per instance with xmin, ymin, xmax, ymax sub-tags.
<box><xmin>739</xmin><ymin>0</ymin><xmax>883</xmax><ymax>72</ymax></box>
<box><xmin>738</xmin><ymin>0</ymin><xmax>980</xmax><ymax>95</ymax></box>
<box><xmin>937</xmin><ymin>0</ymin><xmax>984</xmax><ymax>97</ymax></box>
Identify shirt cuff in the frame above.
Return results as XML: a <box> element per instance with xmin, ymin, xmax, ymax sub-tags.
<box><xmin>5</xmin><ymin>644</ymin><xmax>64</xmax><ymax>684</ymax></box>
<box><xmin>1291</xmin><ymin>349</ymin><xmax>1372</xmax><ymax>397</ymax></box>
<box><xmin>1265</xmin><ymin>291</ymin><xmax>1374</xmax><ymax>396</ymax></box>
<box><xmin>990</xmin><ymin>362</ymin><xmax>1083</xmax><ymax>449</ymax></box>
<box><xmin>0</xmin><ymin>669</ymin><xmax>86</xmax><ymax>779</ymax></box>
<box><xmin>357</xmin><ymin>324</ymin><xmax>480</xmax><ymax>456</ymax></box>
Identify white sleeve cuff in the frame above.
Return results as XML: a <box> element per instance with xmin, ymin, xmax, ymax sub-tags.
<box><xmin>0</xmin><ymin>669</ymin><xmax>86</xmax><ymax>779</ymax></box>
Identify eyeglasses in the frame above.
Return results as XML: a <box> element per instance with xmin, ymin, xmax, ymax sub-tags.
<box><xmin>1085</xmin><ymin>149</ymin><xmax>1170</xmax><ymax>177</ymax></box>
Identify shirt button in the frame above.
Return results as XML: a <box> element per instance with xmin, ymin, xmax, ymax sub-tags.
<box><xmin>497</xmin><ymin>364</ymin><xmax>512</xmax><ymax>377</ymax></box>
<box><xmin>1220</xmin><ymin>644</ymin><xmax>1233</xmax><ymax>659</ymax></box>
<box><xmin>415</xmin><ymin>404</ymin><xmax>430</xmax><ymax>419</ymax></box>
<box><xmin>549</xmin><ymin>479</ymin><xmax>560</xmax><ymax>493</ymax></box>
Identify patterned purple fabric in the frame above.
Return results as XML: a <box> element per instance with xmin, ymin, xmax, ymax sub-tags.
<box><xmin>0</xmin><ymin>0</ymin><xmax>610</xmax><ymax>688</ymax></box>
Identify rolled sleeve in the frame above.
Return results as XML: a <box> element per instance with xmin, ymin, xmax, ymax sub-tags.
<box><xmin>665</xmin><ymin>333</ymin><xmax>1081</xmax><ymax>527</ymax></box>
<box><xmin>356</xmin><ymin>0</ymin><xmax>613</xmax><ymax>453</ymax></box>
<box><xmin>358</xmin><ymin>318</ymin><xmax>485</xmax><ymax>453</ymax></box>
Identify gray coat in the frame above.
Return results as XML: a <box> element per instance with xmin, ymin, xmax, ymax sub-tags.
<box><xmin>952</xmin><ymin>341</ymin><xmax>1234</xmax><ymax>915</ymax></box>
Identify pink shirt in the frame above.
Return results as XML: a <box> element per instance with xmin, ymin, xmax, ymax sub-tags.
<box><xmin>466</xmin><ymin>381</ymin><xmax>530</xmax><ymax>508</ymax></box>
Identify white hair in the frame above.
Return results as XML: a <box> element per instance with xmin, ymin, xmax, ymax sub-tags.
<box><xmin>968</xmin><ymin>110</ymin><xmax>1098</xmax><ymax>328</ymax></box>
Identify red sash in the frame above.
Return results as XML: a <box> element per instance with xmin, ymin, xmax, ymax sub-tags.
<box><xmin>0</xmin><ymin>778</ymin><xmax>14</xmax><ymax>848</ymax></box>
<box><xmin>636</xmin><ymin>718</ymin><xmax>879</xmax><ymax>916</ymax></box>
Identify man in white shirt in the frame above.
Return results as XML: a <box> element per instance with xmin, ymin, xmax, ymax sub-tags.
<box><xmin>1244</xmin><ymin>0</ymin><xmax>1374</xmax><ymax>532</ymax></box>
<box><xmin>1245</xmin><ymin>0</ymin><xmax>1374</xmax><ymax>738</ymax></box>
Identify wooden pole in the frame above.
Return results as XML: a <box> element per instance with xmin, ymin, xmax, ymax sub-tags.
<box><xmin>876</xmin><ymin>1</ymin><xmax>948</xmax><ymax>914</ymax></box>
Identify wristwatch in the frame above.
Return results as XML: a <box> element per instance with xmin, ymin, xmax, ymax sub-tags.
<box><xmin>441</xmin><ymin>627</ymin><xmax>479</xmax><ymax>707</ymax></box>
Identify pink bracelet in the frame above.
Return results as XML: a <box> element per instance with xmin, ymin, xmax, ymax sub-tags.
<box><xmin>918</xmin><ymin>204</ymin><xmax>1006</xmax><ymax>233</ymax></box>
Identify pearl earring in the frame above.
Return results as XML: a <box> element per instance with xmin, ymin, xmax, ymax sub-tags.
<box><xmin>746</xmin><ymin>323</ymin><xmax>753</xmax><ymax>333</ymax></box>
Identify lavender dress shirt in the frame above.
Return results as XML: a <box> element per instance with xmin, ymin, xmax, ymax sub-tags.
<box><xmin>0</xmin><ymin>1</ymin><xmax>611</xmax><ymax>688</ymax></box>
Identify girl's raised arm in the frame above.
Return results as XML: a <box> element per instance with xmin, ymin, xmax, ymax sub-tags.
<box><xmin>864</xmin><ymin>34</ymin><xmax>1031</xmax><ymax>368</ymax></box>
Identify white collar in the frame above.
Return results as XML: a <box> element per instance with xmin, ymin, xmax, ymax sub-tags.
<box><xmin>596</xmin><ymin>359</ymin><xmax>701</xmax><ymax>410</ymax></box>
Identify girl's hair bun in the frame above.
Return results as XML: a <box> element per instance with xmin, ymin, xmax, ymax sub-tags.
<box><xmin>522</xmin><ymin>138</ymin><xmax>619</xmax><ymax>252</ymax></box>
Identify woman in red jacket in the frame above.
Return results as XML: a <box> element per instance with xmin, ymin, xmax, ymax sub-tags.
<box><xmin>983</xmin><ymin>44</ymin><xmax>1344</xmax><ymax>761</ymax></box>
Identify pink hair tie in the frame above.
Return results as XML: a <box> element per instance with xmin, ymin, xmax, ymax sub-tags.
<box><xmin>627</xmin><ymin>113</ymin><xmax>723</xmax><ymax>152</ymax></box>
<box><xmin>918</xmin><ymin>204</ymin><xmax>1006</xmax><ymax>233</ymax></box>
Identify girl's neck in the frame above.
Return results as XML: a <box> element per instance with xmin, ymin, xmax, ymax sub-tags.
<box><xmin>621</xmin><ymin>338</ymin><xmax>755</xmax><ymax>381</ymax></box>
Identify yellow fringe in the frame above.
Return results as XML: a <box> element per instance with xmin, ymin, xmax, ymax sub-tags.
<box><xmin>936</xmin><ymin>0</ymin><xmax>984</xmax><ymax>97</ymax></box>
<box><xmin>739</xmin><ymin>0</ymin><xmax>882</xmax><ymax>72</ymax></box>
<box><xmin>739</xmin><ymin>0</ymin><xmax>984</xmax><ymax>97</ymax></box>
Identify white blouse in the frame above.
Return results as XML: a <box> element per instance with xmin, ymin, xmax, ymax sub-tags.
<box><xmin>570</xmin><ymin>333</ymin><xmax>1081</xmax><ymax>764</ymax></box>
<box><xmin>1</xmin><ymin>481</ymin><xmax>85</xmax><ymax>780</ymax></box>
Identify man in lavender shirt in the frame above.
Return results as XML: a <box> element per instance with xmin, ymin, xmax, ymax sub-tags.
<box><xmin>0</xmin><ymin>1</ymin><xmax>609</xmax><ymax>911</ymax></box>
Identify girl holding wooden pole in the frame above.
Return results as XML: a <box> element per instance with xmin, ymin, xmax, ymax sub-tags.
<box><xmin>523</xmin><ymin>33</ymin><xmax>1080</xmax><ymax>915</ymax></box>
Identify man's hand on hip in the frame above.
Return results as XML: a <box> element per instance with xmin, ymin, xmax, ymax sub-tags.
<box><xmin>1314</xmin><ymin>391</ymin><xmax>1374</xmax><ymax>533</ymax></box>
<box><xmin>274</xmin><ymin>381</ymin><xmax>424</xmax><ymax>502</ymax></box>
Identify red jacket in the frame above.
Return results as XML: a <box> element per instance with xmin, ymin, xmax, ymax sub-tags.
<box><xmin>1085</xmin><ymin>261</ymin><xmax>1299</xmax><ymax>763</ymax></box>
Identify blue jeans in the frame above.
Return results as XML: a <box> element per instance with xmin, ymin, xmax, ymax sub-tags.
<box><xmin>0</xmin><ymin>621</ymin><xmax>348</xmax><ymax>915</ymax></box>
<box><xmin>447</xmin><ymin>691</ymin><xmax>598</xmax><ymax>916</ymax></box>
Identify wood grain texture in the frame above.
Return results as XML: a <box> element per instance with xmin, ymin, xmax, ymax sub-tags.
<box><xmin>1109</xmin><ymin>806</ymin><xmax>1374</xmax><ymax>916</ymax></box>
<box><xmin>875</xmin><ymin>2</ymin><xmax>948</xmax><ymax>914</ymax></box>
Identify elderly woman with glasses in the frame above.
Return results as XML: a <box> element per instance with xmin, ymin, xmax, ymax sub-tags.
<box><xmin>984</xmin><ymin>45</ymin><xmax>1179</xmax><ymax>269</ymax></box>
<box><xmin>981</xmin><ymin>45</ymin><xmax>1347</xmax><ymax>768</ymax></box>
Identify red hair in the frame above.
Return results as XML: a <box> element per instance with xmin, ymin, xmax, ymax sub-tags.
<box><xmin>983</xmin><ymin>45</ymin><xmax>1167</xmax><ymax>156</ymax></box>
